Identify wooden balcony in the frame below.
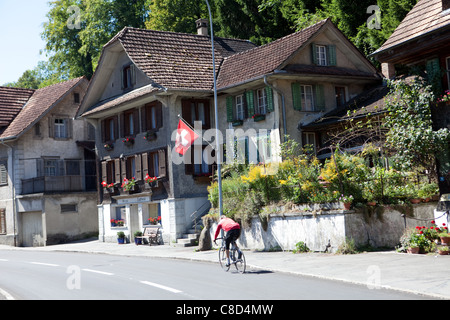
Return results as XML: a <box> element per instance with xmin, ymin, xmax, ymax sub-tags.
<box><xmin>21</xmin><ymin>176</ymin><xmax>84</xmax><ymax>195</ymax></box>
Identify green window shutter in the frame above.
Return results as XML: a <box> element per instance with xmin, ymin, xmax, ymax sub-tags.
<box><xmin>226</xmin><ymin>96</ymin><xmax>234</xmax><ymax>122</ymax></box>
<box><xmin>426</xmin><ymin>58</ymin><xmax>442</xmax><ymax>92</ymax></box>
<box><xmin>266</xmin><ymin>86</ymin><xmax>274</xmax><ymax>112</ymax></box>
<box><xmin>314</xmin><ymin>85</ymin><xmax>326</xmax><ymax>111</ymax></box>
<box><xmin>311</xmin><ymin>43</ymin><xmax>318</xmax><ymax>65</ymax></box>
<box><xmin>292</xmin><ymin>83</ymin><xmax>302</xmax><ymax>111</ymax></box>
<box><xmin>327</xmin><ymin>45</ymin><xmax>336</xmax><ymax>66</ymax></box>
<box><xmin>246</xmin><ymin>91</ymin><xmax>255</xmax><ymax>117</ymax></box>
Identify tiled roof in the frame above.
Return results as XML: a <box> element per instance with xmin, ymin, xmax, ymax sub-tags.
<box><xmin>374</xmin><ymin>0</ymin><xmax>450</xmax><ymax>55</ymax></box>
<box><xmin>82</xmin><ymin>84</ymin><xmax>160</xmax><ymax>116</ymax></box>
<box><xmin>115</xmin><ymin>28</ymin><xmax>256</xmax><ymax>91</ymax></box>
<box><xmin>0</xmin><ymin>77</ymin><xmax>86</xmax><ymax>139</ymax></box>
<box><xmin>217</xmin><ymin>19</ymin><xmax>328</xmax><ymax>89</ymax></box>
<box><xmin>284</xmin><ymin>64</ymin><xmax>379</xmax><ymax>79</ymax></box>
<box><xmin>302</xmin><ymin>85</ymin><xmax>389</xmax><ymax>129</ymax></box>
<box><xmin>0</xmin><ymin>87</ymin><xmax>35</xmax><ymax>127</ymax></box>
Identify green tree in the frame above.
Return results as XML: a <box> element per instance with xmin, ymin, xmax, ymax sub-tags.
<box><xmin>146</xmin><ymin>0</ymin><xmax>211</xmax><ymax>34</ymax></box>
<box><xmin>384</xmin><ymin>78</ymin><xmax>450</xmax><ymax>177</ymax></box>
<box><xmin>42</xmin><ymin>0</ymin><xmax>151</xmax><ymax>80</ymax></box>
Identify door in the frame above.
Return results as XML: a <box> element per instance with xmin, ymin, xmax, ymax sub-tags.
<box><xmin>21</xmin><ymin>212</ymin><xmax>44</xmax><ymax>247</ymax></box>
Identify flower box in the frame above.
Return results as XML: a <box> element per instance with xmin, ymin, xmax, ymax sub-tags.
<box><xmin>252</xmin><ymin>114</ymin><xmax>266</xmax><ymax>122</ymax></box>
<box><xmin>104</xmin><ymin>143</ymin><xmax>114</xmax><ymax>151</ymax></box>
<box><xmin>123</xmin><ymin>136</ymin><xmax>135</xmax><ymax>147</ymax></box>
<box><xmin>232</xmin><ymin>120</ymin><xmax>243</xmax><ymax>127</ymax></box>
<box><xmin>144</xmin><ymin>130</ymin><xmax>158</xmax><ymax>141</ymax></box>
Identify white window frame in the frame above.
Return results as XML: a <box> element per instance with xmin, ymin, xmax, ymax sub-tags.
<box><xmin>302</xmin><ymin>132</ymin><xmax>317</xmax><ymax>154</ymax></box>
<box><xmin>301</xmin><ymin>85</ymin><xmax>314</xmax><ymax>111</ymax></box>
<box><xmin>235</xmin><ymin>95</ymin><xmax>245</xmax><ymax>120</ymax></box>
<box><xmin>256</xmin><ymin>88</ymin><xmax>267</xmax><ymax>115</ymax></box>
<box><xmin>316</xmin><ymin>45</ymin><xmax>327</xmax><ymax>66</ymax></box>
<box><xmin>54</xmin><ymin>118</ymin><xmax>68</xmax><ymax>139</ymax></box>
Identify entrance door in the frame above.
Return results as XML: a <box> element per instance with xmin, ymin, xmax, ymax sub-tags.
<box><xmin>21</xmin><ymin>212</ymin><xmax>44</xmax><ymax>247</ymax></box>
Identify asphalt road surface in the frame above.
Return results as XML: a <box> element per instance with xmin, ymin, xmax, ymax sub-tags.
<box><xmin>0</xmin><ymin>250</ymin><xmax>429</xmax><ymax>301</ymax></box>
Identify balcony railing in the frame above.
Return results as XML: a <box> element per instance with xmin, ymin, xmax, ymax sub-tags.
<box><xmin>21</xmin><ymin>176</ymin><xmax>84</xmax><ymax>195</ymax></box>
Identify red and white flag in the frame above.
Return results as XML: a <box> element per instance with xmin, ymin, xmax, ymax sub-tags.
<box><xmin>175</xmin><ymin>119</ymin><xmax>199</xmax><ymax>155</ymax></box>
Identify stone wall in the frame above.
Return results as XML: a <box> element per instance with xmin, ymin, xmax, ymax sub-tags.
<box><xmin>210</xmin><ymin>202</ymin><xmax>437</xmax><ymax>253</ymax></box>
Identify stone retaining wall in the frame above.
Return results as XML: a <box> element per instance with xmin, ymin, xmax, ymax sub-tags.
<box><xmin>209</xmin><ymin>202</ymin><xmax>437</xmax><ymax>253</ymax></box>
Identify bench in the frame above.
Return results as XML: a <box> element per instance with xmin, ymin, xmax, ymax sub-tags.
<box><xmin>135</xmin><ymin>225</ymin><xmax>160</xmax><ymax>246</ymax></box>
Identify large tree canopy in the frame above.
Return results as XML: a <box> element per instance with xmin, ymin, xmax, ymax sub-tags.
<box><xmin>4</xmin><ymin>0</ymin><xmax>419</xmax><ymax>87</ymax></box>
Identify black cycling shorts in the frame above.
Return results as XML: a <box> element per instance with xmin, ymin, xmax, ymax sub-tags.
<box><xmin>225</xmin><ymin>228</ymin><xmax>241</xmax><ymax>250</ymax></box>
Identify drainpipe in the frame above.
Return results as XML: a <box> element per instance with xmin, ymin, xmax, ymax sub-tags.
<box><xmin>264</xmin><ymin>75</ymin><xmax>287</xmax><ymax>142</ymax></box>
<box><xmin>0</xmin><ymin>139</ymin><xmax>17</xmax><ymax>247</ymax></box>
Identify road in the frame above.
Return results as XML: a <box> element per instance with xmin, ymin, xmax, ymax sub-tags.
<box><xmin>0</xmin><ymin>250</ymin><xmax>429</xmax><ymax>301</ymax></box>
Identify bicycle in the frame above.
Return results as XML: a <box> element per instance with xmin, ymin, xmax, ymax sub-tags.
<box><xmin>215</xmin><ymin>237</ymin><xmax>246</xmax><ymax>274</ymax></box>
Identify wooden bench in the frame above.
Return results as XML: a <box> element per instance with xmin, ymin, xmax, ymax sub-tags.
<box><xmin>136</xmin><ymin>225</ymin><xmax>160</xmax><ymax>246</ymax></box>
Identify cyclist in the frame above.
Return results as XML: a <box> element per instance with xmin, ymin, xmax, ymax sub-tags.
<box><xmin>214</xmin><ymin>215</ymin><xmax>241</xmax><ymax>267</ymax></box>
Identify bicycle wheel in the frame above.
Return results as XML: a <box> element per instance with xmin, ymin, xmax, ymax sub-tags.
<box><xmin>218</xmin><ymin>246</ymin><xmax>230</xmax><ymax>272</ymax></box>
<box><xmin>233</xmin><ymin>249</ymin><xmax>246</xmax><ymax>274</ymax></box>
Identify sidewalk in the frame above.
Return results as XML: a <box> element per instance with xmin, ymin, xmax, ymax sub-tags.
<box><xmin>1</xmin><ymin>239</ymin><xmax>449</xmax><ymax>300</ymax></box>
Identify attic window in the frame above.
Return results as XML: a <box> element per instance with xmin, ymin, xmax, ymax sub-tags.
<box><xmin>74</xmin><ymin>93</ymin><xmax>80</xmax><ymax>104</ymax></box>
<box><xmin>122</xmin><ymin>64</ymin><xmax>136</xmax><ymax>90</ymax></box>
<box><xmin>312</xmin><ymin>44</ymin><xmax>336</xmax><ymax>66</ymax></box>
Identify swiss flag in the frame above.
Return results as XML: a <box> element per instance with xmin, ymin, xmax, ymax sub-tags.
<box><xmin>175</xmin><ymin>119</ymin><xmax>199</xmax><ymax>155</ymax></box>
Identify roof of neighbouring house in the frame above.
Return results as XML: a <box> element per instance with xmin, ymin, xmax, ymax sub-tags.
<box><xmin>216</xmin><ymin>19</ymin><xmax>328</xmax><ymax>89</ymax></box>
<box><xmin>0</xmin><ymin>86</ymin><xmax>35</xmax><ymax>128</ymax></box>
<box><xmin>373</xmin><ymin>0</ymin><xmax>450</xmax><ymax>56</ymax></box>
<box><xmin>111</xmin><ymin>27</ymin><xmax>257</xmax><ymax>91</ymax></box>
<box><xmin>0</xmin><ymin>77</ymin><xmax>87</xmax><ymax>140</ymax></box>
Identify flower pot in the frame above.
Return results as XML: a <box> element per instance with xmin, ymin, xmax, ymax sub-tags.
<box><xmin>410</xmin><ymin>198</ymin><xmax>421</xmax><ymax>204</ymax></box>
<box><xmin>135</xmin><ymin>238</ymin><xmax>142</xmax><ymax>245</ymax></box>
<box><xmin>438</xmin><ymin>249</ymin><xmax>449</xmax><ymax>255</ymax></box>
<box><xmin>440</xmin><ymin>236</ymin><xmax>450</xmax><ymax>245</ymax></box>
<box><xmin>343</xmin><ymin>202</ymin><xmax>351</xmax><ymax>210</ymax></box>
<box><xmin>118</xmin><ymin>238</ymin><xmax>125</xmax><ymax>244</ymax></box>
<box><xmin>407</xmin><ymin>247</ymin><xmax>419</xmax><ymax>254</ymax></box>
<box><xmin>367</xmin><ymin>201</ymin><xmax>376</xmax><ymax>206</ymax></box>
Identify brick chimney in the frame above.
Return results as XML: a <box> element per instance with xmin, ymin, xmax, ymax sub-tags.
<box><xmin>443</xmin><ymin>0</ymin><xmax>450</xmax><ymax>11</ymax></box>
<box><xmin>196</xmin><ymin>18</ymin><xmax>209</xmax><ymax>36</ymax></box>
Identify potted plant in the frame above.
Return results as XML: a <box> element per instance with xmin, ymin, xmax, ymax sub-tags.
<box><xmin>252</xmin><ymin>113</ymin><xmax>266</xmax><ymax>122</ymax></box>
<box><xmin>439</xmin><ymin>231</ymin><xmax>450</xmax><ymax>245</ymax></box>
<box><xmin>148</xmin><ymin>216</ymin><xmax>161</xmax><ymax>225</ymax></box>
<box><xmin>145</xmin><ymin>174</ymin><xmax>158</xmax><ymax>187</ymax></box>
<box><xmin>121</xmin><ymin>177</ymin><xmax>137</xmax><ymax>193</ymax></box>
<box><xmin>339</xmin><ymin>194</ymin><xmax>354</xmax><ymax>210</ymax></box>
<box><xmin>123</xmin><ymin>136</ymin><xmax>135</xmax><ymax>147</ymax></box>
<box><xmin>134</xmin><ymin>231</ymin><xmax>143</xmax><ymax>245</ymax></box>
<box><xmin>104</xmin><ymin>143</ymin><xmax>114</xmax><ymax>151</ymax></box>
<box><xmin>144</xmin><ymin>130</ymin><xmax>158</xmax><ymax>141</ymax></box>
<box><xmin>117</xmin><ymin>232</ymin><xmax>126</xmax><ymax>244</ymax></box>
<box><xmin>438</xmin><ymin>246</ymin><xmax>449</xmax><ymax>255</ymax></box>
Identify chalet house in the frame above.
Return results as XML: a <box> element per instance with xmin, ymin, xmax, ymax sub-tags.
<box><xmin>77</xmin><ymin>18</ymin><xmax>381</xmax><ymax>244</ymax></box>
<box><xmin>372</xmin><ymin>0</ymin><xmax>450</xmax><ymax>192</ymax></box>
<box><xmin>215</xmin><ymin>18</ymin><xmax>381</xmax><ymax>162</ymax></box>
<box><xmin>0</xmin><ymin>77</ymin><xmax>98</xmax><ymax>247</ymax></box>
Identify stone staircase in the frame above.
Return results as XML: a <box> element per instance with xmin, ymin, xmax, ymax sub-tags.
<box><xmin>176</xmin><ymin>226</ymin><xmax>201</xmax><ymax>247</ymax></box>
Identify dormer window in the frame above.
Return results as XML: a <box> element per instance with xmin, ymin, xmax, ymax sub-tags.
<box><xmin>122</xmin><ymin>64</ymin><xmax>136</xmax><ymax>90</ymax></box>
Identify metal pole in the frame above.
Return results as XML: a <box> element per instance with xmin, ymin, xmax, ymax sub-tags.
<box><xmin>205</xmin><ymin>0</ymin><xmax>223</xmax><ymax>219</ymax></box>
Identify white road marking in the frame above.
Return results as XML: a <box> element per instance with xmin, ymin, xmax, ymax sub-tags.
<box><xmin>0</xmin><ymin>259</ymin><xmax>8</xmax><ymax>262</ymax></box>
<box><xmin>30</xmin><ymin>262</ymin><xmax>60</xmax><ymax>267</ymax></box>
<box><xmin>0</xmin><ymin>287</ymin><xmax>15</xmax><ymax>300</ymax></box>
<box><xmin>82</xmin><ymin>269</ymin><xmax>114</xmax><ymax>276</ymax></box>
<box><xmin>140</xmin><ymin>281</ymin><xmax>183</xmax><ymax>294</ymax></box>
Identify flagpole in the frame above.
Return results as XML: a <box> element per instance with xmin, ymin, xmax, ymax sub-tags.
<box><xmin>205</xmin><ymin>0</ymin><xmax>223</xmax><ymax>220</ymax></box>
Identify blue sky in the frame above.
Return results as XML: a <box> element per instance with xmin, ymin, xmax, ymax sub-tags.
<box><xmin>0</xmin><ymin>0</ymin><xmax>50</xmax><ymax>85</ymax></box>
